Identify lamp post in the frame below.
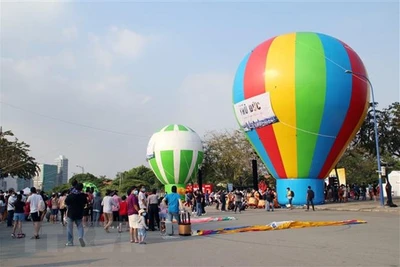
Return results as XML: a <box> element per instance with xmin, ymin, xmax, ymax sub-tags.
<box><xmin>345</xmin><ymin>70</ymin><xmax>384</xmax><ymax>206</ymax></box>
<box><xmin>76</xmin><ymin>165</ymin><xmax>85</xmax><ymax>174</ymax></box>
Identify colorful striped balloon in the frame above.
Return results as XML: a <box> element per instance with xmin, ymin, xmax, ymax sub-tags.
<box><xmin>232</xmin><ymin>32</ymin><xmax>370</xmax><ymax>205</ymax></box>
<box><xmin>147</xmin><ymin>124</ymin><xmax>204</xmax><ymax>195</ymax></box>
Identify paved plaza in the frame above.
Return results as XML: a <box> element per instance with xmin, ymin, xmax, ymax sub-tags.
<box><xmin>1</xmin><ymin>203</ymin><xmax>399</xmax><ymax>267</ymax></box>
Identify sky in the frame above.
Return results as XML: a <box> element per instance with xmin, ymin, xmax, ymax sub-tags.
<box><xmin>1</xmin><ymin>0</ymin><xmax>399</xmax><ymax>179</ymax></box>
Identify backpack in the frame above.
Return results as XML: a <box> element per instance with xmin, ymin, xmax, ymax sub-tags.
<box><xmin>291</xmin><ymin>191</ymin><xmax>295</xmax><ymax>198</ymax></box>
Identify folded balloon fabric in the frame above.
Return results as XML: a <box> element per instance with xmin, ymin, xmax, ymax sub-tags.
<box><xmin>172</xmin><ymin>216</ymin><xmax>237</xmax><ymax>224</ymax></box>
<box><xmin>192</xmin><ymin>220</ymin><xmax>367</xmax><ymax>236</ymax></box>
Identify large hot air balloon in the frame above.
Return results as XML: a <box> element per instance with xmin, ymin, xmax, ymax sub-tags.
<box><xmin>146</xmin><ymin>124</ymin><xmax>204</xmax><ymax>196</ymax></box>
<box><xmin>232</xmin><ymin>32</ymin><xmax>370</xmax><ymax>205</ymax></box>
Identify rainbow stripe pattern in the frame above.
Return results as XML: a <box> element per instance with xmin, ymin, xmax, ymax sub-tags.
<box><xmin>193</xmin><ymin>220</ymin><xmax>367</xmax><ymax>236</ymax></box>
<box><xmin>233</xmin><ymin>32</ymin><xmax>370</xmax><ymax>181</ymax></box>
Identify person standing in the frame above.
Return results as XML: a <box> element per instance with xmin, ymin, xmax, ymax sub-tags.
<box><xmin>234</xmin><ymin>189</ymin><xmax>243</xmax><ymax>213</ymax></box>
<box><xmin>111</xmin><ymin>191</ymin><xmax>121</xmax><ymax>229</ymax></box>
<box><xmin>0</xmin><ymin>193</ymin><xmax>6</xmax><ymax>223</ymax></box>
<box><xmin>101</xmin><ymin>190</ymin><xmax>117</xmax><ymax>233</ymax></box>
<box><xmin>92</xmin><ymin>192</ymin><xmax>102</xmax><ymax>227</ymax></box>
<box><xmin>306</xmin><ymin>186</ymin><xmax>315</xmax><ymax>211</ymax></box>
<box><xmin>286</xmin><ymin>188</ymin><xmax>294</xmax><ymax>209</ymax></box>
<box><xmin>58</xmin><ymin>191</ymin><xmax>67</xmax><ymax>226</ymax></box>
<box><xmin>265</xmin><ymin>188</ymin><xmax>274</xmax><ymax>212</ymax></box>
<box><xmin>163</xmin><ymin>186</ymin><xmax>183</xmax><ymax>225</ymax></box>
<box><xmin>6</xmin><ymin>188</ymin><xmax>17</xmax><ymax>227</ymax></box>
<box><xmin>50</xmin><ymin>194</ymin><xmax>59</xmax><ymax>224</ymax></box>
<box><xmin>138</xmin><ymin>186</ymin><xmax>148</xmax><ymax>221</ymax></box>
<box><xmin>11</xmin><ymin>194</ymin><xmax>26</xmax><ymax>238</ymax></box>
<box><xmin>137</xmin><ymin>209</ymin><xmax>148</xmax><ymax>244</ymax></box>
<box><xmin>147</xmin><ymin>189</ymin><xmax>160</xmax><ymax>231</ymax></box>
<box><xmin>118</xmin><ymin>195</ymin><xmax>128</xmax><ymax>233</ymax></box>
<box><xmin>26</xmin><ymin>187</ymin><xmax>44</xmax><ymax>239</ymax></box>
<box><xmin>195</xmin><ymin>191</ymin><xmax>203</xmax><ymax>217</ymax></box>
<box><xmin>65</xmin><ymin>183</ymin><xmax>87</xmax><ymax>247</ymax></box>
<box><xmin>127</xmin><ymin>187</ymin><xmax>139</xmax><ymax>243</ymax></box>
<box><xmin>220</xmin><ymin>190</ymin><xmax>226</xmax><ymax>212</ymax></box>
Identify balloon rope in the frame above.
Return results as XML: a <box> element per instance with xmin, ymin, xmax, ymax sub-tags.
<box><xmin>277</xmin><ymin>121</ymin><xmax>336</xmax><ymax>139</ymax></box>
<box><xmin>296</xmin><ymin>40</ymin><xmax>347</xmax><ymax>72</ymax></box>
<box><xmin>296</xmin><ymin>40</ymin><xmax>370</xmax><ymax>86</ymax></box>
<box><xmin>268</xmin><ymin>40</ymin><xmax>370</xmax><ymax>139</ymax></box>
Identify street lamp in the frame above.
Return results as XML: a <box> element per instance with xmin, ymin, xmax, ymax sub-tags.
<box><xmin>345</xmin><ymin>70</ymin><xmax>384</xmax><ymax>206</ymax></box>
<box><xmin>76</xmin><ymin>165</ymin><xmax>85</xmax><ymax>174</ymax></box>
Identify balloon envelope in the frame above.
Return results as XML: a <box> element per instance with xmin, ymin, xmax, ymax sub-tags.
<box><xmin>232</xmin><ymin>32</ymin><xmax>369</xmax><ymax>204</ymax></box>
<box><xmin>147</xmin><ymin>124</ymin><xmax>204</xmax><ymax>186</ymax></box>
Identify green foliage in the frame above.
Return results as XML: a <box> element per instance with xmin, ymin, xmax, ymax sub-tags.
<box><xmin>0</xmin><ymin>130</ymin><xmax>40</xmax><ymax>179</ymax></box>
<box><xmin>339</xmin><ymin>102</ymin><xmax>400</xmax><ymax>185</ymax></box>
<box><xmin>69</xmin><ymin>173</ymin><xmax>104</xmax><ymax>188</ymax></box>
<box><xmin>202</xmin><ymin>130</ymin><xmax>266</xmax><ymax>186</ymax></box>
<box><xmin>52</xmin><ymin>165</ymin><xmax>161</xmax><ymax>197</ymax></box>
<box><xmin>51</xmin><ymin>183</ymin><xmax>71</xmax><ymax>194</ymax></box>
<box><xmin>112</xmin><ymin>165</ymin><xmax>162</xmax><ymax>195</ymax></box>
<box><xmin>352</xmin><ymin>102</ymin><xmax>400</xmax><ymax>157</ymax></box>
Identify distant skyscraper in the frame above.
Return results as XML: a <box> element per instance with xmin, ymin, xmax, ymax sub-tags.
<box><xmin>33</xmin><ymin>164</ymin><xmax>58</xmax><ymax>192</ymax></box>
<box><xmin>55</xmin><ymin>155</ymin><xmax>69</xmax><ymax>185</ymax></box>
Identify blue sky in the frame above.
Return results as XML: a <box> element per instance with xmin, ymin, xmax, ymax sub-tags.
<box><xmin>1</xmin><ymin>1</ymin><xmax>398</xmax><ymax>178</ymax></box>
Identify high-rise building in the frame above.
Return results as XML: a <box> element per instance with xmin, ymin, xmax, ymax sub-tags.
<box><xmin>0</xmin><ymin>176</ymin><xmax>33</xmax><ymax>192</ymax></box>
<box><xmin>55</xmin><ymin>155</ymin><xmax>69</xmax><ymax>185</ymax></box>
<box><xmin>33</xmin><ymin>164</ymin><xmax>58</xmax><ymax>192</ymax></box>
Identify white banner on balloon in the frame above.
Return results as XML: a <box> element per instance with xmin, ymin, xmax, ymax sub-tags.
<box><xmin>234</xmin><ymin>92</ymin><xmax>278</xmax><ymax>132</ymax></box>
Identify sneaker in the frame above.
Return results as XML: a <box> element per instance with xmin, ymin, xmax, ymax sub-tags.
<box><xmin>65</xmin><ymin>243</ymin><xmax>74</xmax><ymax>246</ymax></box>
<box><xmin>79</xmin><ymin>237</ymin><xmax>85</xmax><ymax>247</ymax></box>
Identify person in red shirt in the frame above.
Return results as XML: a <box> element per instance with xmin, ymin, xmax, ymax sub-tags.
<box><xmin>118</xmin><ymin>195</ymin><xmax>128</xmax><ymax>233</ymax></box>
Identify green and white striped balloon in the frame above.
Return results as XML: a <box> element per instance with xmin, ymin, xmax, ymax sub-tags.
<box><xmin>146</xmin><ymin>124</ymin><xmax>204</xmax><ymax>186</ymax></box>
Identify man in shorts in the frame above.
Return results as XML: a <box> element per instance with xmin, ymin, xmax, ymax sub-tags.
<box><xmin>27</xmin><ymin>187</ymin><xmax>44</xmax><ymax>239</ymax></box>
<box><xmin>127</xmin><ymin>187</ymin><xmax>139</xmax><ymax>243</ymax></box>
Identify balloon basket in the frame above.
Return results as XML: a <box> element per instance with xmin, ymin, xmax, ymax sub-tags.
<box><xmin>276</xmin><ymin>178</ymin><xmax>325</xmax><ymax>205</ymax></box>
<box><xmin>178</xmin><ymin>223</ymin><xmax>192</xmax><ymax>236</ymax></box>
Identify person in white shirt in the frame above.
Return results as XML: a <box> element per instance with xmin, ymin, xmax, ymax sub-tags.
<box><xmin>101</xmin><ymin>190</ymin><xmax>117</xmax><ymax>233</ymax></box>
<box><xmin>138</xmin><ymin>186</ymin><xmax>147</xmax><ymax>210</ymax></box>
<box><xmin>27</xmin><ymin>187</ymin><xmax>44</xmax><ymax>239</ymax></box>
<box><xmin>138</xmin><ymin>186</ymin><xmax>148</xmax><ymax>221</ymax></box>
<box><xmin>6</xmin><ymin>188</ymin><xmax>17</xmax><ymax>227</ymax></box>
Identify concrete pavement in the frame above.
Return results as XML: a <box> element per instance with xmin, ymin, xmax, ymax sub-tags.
<box><xmin>1</xmin><ymin>206</ymin><xmax>399</xmax><ymax>266</ymax></box>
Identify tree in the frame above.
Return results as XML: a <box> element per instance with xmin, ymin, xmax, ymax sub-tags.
<box><xmin>202</xmin><ymin>130</ymin><xmax>267</xmax><ymax>186</ymax></box>
<box><xmin>352</xmin><ymin>102</ymin><xmax>400</xmax><ymax>157</ymax></box>
<box><xmin>0</xmin><ymin>130</ymin><xmax>40</xmax><ymax>179</ymax></box>
<box><xmin>337</xmin><ymin>147</ymin><xmax>377</xmax><ymax>185</ymax></box>
<box><xmin>112</xmin><ymin>165</ymin><xmax>162</xmax><ymax>195</ymax></box>
<box><xmin>69</xmin><ymin>173</ymin><xmax>103</xmax><ymax>188</ymax></box>
<box><xmin>338</xmin><ymin>102</ymin><xmax>400</xmax><ymax>185</ymax></box>
<box><xmin>381</xmin><ymin>102</ymin><xmax>400</xmax><ymax>157</ymax></box>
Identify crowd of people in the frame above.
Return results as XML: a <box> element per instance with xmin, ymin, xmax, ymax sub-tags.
<box><xmin>0</xmin><ymin>182</ymin><xmax>187</xmax><ymax>246</ymax></box>
<box><xmin>0</xmin><ymin>180</ymin><xmax>380</xmax><ymax>246</ymax></box>
<box><xmin>324</xmin><ymin>183</ymin><xmax>381</xmax><ymax>203</ymax></box>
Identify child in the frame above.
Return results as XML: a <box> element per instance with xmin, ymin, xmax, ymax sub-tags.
<box><xmin>137</xmin><ymin>209</ymin><xmax>148</xmax><ymax>244</ymax></box>
<box><xmin>118</xmin><ymin>195</ymin><xmax>128</xmax><ymax>233</ymax></box>
<box><xmin>158</xmin><ymin>198</ymin><xmax>167</xmax><ymax>234</ymax></box>
<box><xmin>12</xmin><ymin>194</ymin><xmax>25</xmax><ymax>238</ymax></box>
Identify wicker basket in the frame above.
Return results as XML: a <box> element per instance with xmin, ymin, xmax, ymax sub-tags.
<box><xmin>178</xmin><ymin>223</ymin><xmax>192</xmax><ymax>236</ymax></box>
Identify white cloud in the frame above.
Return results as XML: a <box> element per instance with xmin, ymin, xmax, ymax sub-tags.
<box><xmin>87</xmin><ymin>28</ymin><xmax>151</xmax><ymax>68</ymax></box>
<box><xmin>62</xmin><ymin>26</ymin><xmax>78</xmax><ymax>41</ymax></box>
<box><xmin>89</xmin><ymin>34</ymin><xmax>114</xmax><ymax>69</ymax></box>
<box><xmin>1</xmin><ymin>1</ymin><xmax>65</xmax><ymax>42</ymax></box>
<box><xmin>110</xmin><ymin>27</ymin><xmax>149</xmax><ymax>58</ymax></box>
<box><xmin>176</xmin><ymin>73</ymin><xmax>238</xmax><ymax>135</ymax></box>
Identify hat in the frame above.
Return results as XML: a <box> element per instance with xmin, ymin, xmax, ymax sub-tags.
<box><xmin>139</xmin><ymin>209</ymin><xmax>146</xmax><ymax>216</ymax></box>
